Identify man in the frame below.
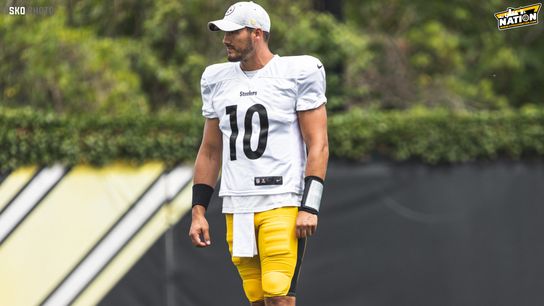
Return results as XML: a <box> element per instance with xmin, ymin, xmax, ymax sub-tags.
<box><xmin>188</xmin><ymin>2</ymin><xmax>328</xmax><ymax>305</ymax></box>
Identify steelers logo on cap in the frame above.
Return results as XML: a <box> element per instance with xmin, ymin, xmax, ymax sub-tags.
<box><xmin>225</xmin><ymin>5</ymin><xmax>235</xmax><ymax>16</ymax></box>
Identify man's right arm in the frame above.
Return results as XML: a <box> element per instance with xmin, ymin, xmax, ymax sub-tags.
<box><xmin>189</xmin><ymin>118</ymin><xmax>222</xmax><ymax>247</ymax></box>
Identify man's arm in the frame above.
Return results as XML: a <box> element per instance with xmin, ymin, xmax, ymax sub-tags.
<box><xmin>189</xmin><ymin>118</ymin><xmax>222</xmax><ymax>247</ymax></box>
<box><xmin>296</xmin><ymin>103</ymin><xmax>329</xmax><ymax>238</ymax></box>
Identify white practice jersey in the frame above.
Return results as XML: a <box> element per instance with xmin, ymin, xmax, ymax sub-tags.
<box><xmin>201</xmin><ymin>54</ymin><xmax>327</xmax><ymax>199</ymax></box>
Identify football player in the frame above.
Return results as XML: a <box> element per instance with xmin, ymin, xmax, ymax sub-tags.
<box><xmin>189</xmin><ymin>2</ymin><xmax>328</xmax><ymax>305</ymax></box>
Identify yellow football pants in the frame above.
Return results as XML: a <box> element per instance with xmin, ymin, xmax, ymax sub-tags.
<box><xmin>225</xmin><ymin>207</ymin><xmax>306</xmax><ymax>302</ymax></box>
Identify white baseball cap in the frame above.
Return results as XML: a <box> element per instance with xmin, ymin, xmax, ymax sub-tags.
<box><xmin>208</xmin><ymin>1</ymin><xmax>271</xmax><ymax>32</ymax></box>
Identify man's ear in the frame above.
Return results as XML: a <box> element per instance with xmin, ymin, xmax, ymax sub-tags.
<box><xmin>254</xmin><ymin>28</ymin><xmax>263</xmax><ymax>41</ymax></box>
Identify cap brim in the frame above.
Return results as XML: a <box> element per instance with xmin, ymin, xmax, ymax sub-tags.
<box><xmin>208</xmin><ymin>19</ymin><xmax>245</xmax><ymax>32</ymax></box>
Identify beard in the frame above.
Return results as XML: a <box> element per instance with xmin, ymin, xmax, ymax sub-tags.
<box><xmin>226</xmin><ymin>39</ymin><xmax>255</xmax><ymax>62</ymax></box>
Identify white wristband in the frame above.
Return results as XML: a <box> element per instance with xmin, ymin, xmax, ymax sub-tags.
<box><xmin>300</xmin><ymin>176</ymin><xmax>324</xmax><ymax>214</ymax></box>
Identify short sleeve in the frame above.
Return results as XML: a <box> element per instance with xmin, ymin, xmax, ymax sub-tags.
<box><xmin>201</xmin><ymin>74</ymin><xmax>218</xmax><ymax>119</ymax></box>
<box><xmin>295</xmin><ymin>59</ymin><xmax>327</xmax><ymax>111</ymax></box>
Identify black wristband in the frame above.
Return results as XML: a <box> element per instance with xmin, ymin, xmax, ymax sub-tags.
<box><xmin>299</xmin><ymin>206</ymin><xmax>319</xmax><ymax>215</ymax></box>
<box><xmin>192</xmin><ymin>184</ymin><xmax>214</xmax><ymax>210</ymax></box>
<box><xmin>299</xmin><ymin>176</ymin><xmax>324</xmax><ymax>215</ymax></box>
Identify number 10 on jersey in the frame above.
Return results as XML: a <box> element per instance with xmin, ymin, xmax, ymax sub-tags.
<box><xmin>226</xmin><ymin>104</ymin><xmax>269</xmax><ymax>161</ymax></box>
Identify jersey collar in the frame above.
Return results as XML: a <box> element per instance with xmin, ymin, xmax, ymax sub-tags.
<box><xmin>236</xmin><ymin>54</ymin><xmax>279</xmax><ymax>80</ymax></box>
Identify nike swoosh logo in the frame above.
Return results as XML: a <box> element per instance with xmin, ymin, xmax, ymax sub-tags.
<box><xmin>317</xmin><ymin>64</ymin><xmax>323</xmax><ymax>69</ymax></box>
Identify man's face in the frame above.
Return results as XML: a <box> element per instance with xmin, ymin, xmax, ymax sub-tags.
<box><xmin>223</xmin><ymin>28</ymin><xmax>255</xmax><ymax>62</ymax></box>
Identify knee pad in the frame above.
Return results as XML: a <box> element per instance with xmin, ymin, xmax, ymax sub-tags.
<box><xmin>235</xmin><ymin>257</ymin><xmax>264</xmax><ymax>302</ymax></box>
<box><xmin>242</xmin><ymin>278</ymin><xmax>265</xmax><ymax>302</ymax></box>
<box><xmin>262</xmin><ymin>271</ymin><xmax>291</xmax><ymax>297</ymax></box>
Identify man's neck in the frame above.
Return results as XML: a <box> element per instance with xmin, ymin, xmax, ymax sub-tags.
<box><xmin>240</xmin><ymin>50</ymin><xmax>274</xmax><ymax>71</ymax></box>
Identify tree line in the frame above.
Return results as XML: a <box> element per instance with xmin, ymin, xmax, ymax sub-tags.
<box><xmin>1</xmin><ymin>0</ymin><xmax>542</xmax><ymax>115</ymax></box>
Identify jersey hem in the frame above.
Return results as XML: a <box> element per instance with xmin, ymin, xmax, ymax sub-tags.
<box><xmin>219</xmin><ymin>189</ymin><xmax>303</xmax><ymax>197</ymax></box>
<box><xmin>222</xmin><ymin>203</ymin><xmax>300</xmax><ymax>214</ymax></box>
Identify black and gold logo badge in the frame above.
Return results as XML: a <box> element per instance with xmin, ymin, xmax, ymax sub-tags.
<box><xmin>495</xmin><ymin>3</ymin><xmax>542</xmax><ymax>30</ymax></box>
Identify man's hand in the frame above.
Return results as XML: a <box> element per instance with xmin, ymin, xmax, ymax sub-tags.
<box><xmin>189</xmin><ymin>205</ymin><xmax>212</xmax><ymax>247</ymax></box>
<box><xmin>296</xmin><ymin>210</ymin><xmax>318</xmax><ymax>238</ymax></box>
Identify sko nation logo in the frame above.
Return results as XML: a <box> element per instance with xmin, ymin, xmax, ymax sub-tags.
<box><xmin>494</xmin><ymin>3</ymin><xmax>542</xmax><ymax>30</ymax></box>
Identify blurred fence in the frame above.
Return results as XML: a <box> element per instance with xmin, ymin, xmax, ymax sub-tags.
<box><xmin>0</xmin><ymin>163</ymin><xmax>192</xmax><ymax>306</ymax></box>
<box><xmin>89</xmin><ymin>161</ymin><xmax>544</xmax><ymax>305</ymax></box>
<box><xmin>1</xmin><ymin>161</ymin><xmax>543</xmax><ymax>305</ymax></box>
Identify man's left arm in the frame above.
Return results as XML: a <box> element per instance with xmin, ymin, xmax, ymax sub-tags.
<box><xmin>296</xmin><ymin>103</ymin><xmax>329</xmax><ymax>238</ymax></box>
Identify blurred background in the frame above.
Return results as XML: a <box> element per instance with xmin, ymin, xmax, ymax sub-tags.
<box><xmin>1</xmin><ymin>0</ymin><xmax>544</xmax><ymax>305</ymax></box>
<box><xmin>2</xmin><ymin>0</ymin><xmax>544</xmax><ymax>115</ymax></box>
